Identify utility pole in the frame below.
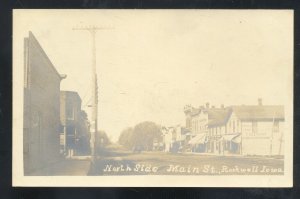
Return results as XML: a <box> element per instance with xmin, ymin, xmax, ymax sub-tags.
<box><xmin>278</xmin><ymin>128</ymin><xmax>283</xmax><ymax>156</ymax></box>
<box><xmin>73</xmin><ymin>25</ymin><xmax>113</xmax><ymax>168</ymax></box>
<box><xmin>270</xmin><ymin>111</ymin><xmax>276</xmax><ymax>156</ymax></box>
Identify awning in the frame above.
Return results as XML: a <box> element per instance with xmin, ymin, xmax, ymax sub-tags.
<box><xmin>188</xmin><ymin>134</ymin><xmax>207</xmax><ymax>145</ymax></box>
<box><xmin>232</xmin><ymin>135</ymin><xmax>241</xmax><ymax>143</ymax></box>
<box><xmin>223</xmin><ymin>134</ymin><xmax>240</xmax><ymax>142</ymax></box>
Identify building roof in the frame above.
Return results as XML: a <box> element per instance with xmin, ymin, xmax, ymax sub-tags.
<box><xmin>60</xmin><ymin>90</ymin><xmax>82</xmax><ymax>103</ymax></box>
<box><xmin>186</xmin><ymin>103</ymin><xmax>285</xmax><ymax>128</ymax></box>
<box><xmin>185</xmin><ymin>104</ymin><xmax>231</xmax><ymax>127</ymax></box>
<box><xmin>207</xmin><ymin>108</ymin><xmax>231</xmax><ymax>127</ymax></box>
<box><xmin>27</xmin><ymin>31</ymin><xmax>63</xmax><ymax>79</ymax></box>
<box><xmin>230</xmin><ymin>105</ymin><xmax>284</xmax><ymax>121</ymax></box>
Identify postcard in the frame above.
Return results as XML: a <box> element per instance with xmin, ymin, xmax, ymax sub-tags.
<box><xmin>13</xmin><ymin>9</ymin><xmax>293</xmax><ymax>187</ymax></box>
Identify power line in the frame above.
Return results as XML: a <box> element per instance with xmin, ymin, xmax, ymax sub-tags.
<box><xmin>72</xmin><ymin>24</ymin><xmax>114</xmax><ymax>167</ymax></box>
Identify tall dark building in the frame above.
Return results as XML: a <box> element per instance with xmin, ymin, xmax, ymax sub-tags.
<box><xmin>23</xmin><ymin>32</ymin><xmax>65</xmax><ymax>174</ymax></box>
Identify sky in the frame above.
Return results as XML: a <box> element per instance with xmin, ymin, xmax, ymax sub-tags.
<box><xmin>14</xmin><ymin>10</ymin><xmax>293</xmax><ymax>142</ymax></box>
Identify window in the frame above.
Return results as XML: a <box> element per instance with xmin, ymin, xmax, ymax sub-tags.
<box><xmin>192</xmin><ymin>121</ymin><xmax>194</xmax><ymax>130</ymax></box>
<box><xmin>186</xmin><ymin>118</ymin><xmax>191</xmax><ymax>129</ymax></box>
<box><xmin>252</xmin><ymin>121</ymin><xmax>258</xmax><ymax>136</ymax></box>
<box><xmin>273</xmin><ymin>121</ymin><xmax>279</xmax><ymax>133</ymax></box>
<box><xmin>233</xmin><ymin>121</ymin><xmax>235</xmax><ymax>132</ymax></box>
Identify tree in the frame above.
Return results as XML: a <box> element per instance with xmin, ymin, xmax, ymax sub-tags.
<box><xmin>75</xmin><ymin>110</ymin><xmax>90</xmax><ymax>155</ymax></box>
<box><xmin>95</xmin><ymin>130</ymin><xmax>111</xmax><ymax>155</ymax></box>
<box><xmin>118</xmin><ymin>127</ymin><xmax>134</xmax><ymax>149</ymax></box>
<box><xmin>118</xmin><ymin>121</ymin><xmax>162</xmax><ymax>151</ymax></box>
<box><xmin>96</xmin><ymin>130</ymin><xmax>110</xmax><ymax>146</ymax></box>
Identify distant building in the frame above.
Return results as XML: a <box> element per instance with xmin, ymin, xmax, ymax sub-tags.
<box><xmin>206</xmin><ymin>107</ymin><xmax>231</xmax><ymax>154</ymax></box>
<box><xmin>184</xmin><ymin>104</ymin><xmax>208</xmax><ymax>134</ymax></box>
<box><xmin>185</xmin><ymin>104</ymin><xmax>229</xmax><ymax>153</ymax></box>
<box><xmin>227</xmin><ymin>100</ymin><xmax>284</xmax><ymax>156</ymax></box>
<box><xmin>23</xmin><ymin>32</ymin><xmax>66</xmax><ymax>174</ymax></box>
<box><xmin>162</xmin><ymin>125</ymin><xmax>191</xmax><ymax>152</ymax></box>
<box><xmin>161</xmin><ymin>127</ymin><xmax>172</xmax><ymax>152</ymax></box>
<box><xmin>152</xmin><ymin>138</ymin><xmax>164</xmax><ymax>151</ymax></box>
<box><xmin>60</xmin><ymin>91</ymin><xmax>82</xmax><ymax>157</ymax></box>
<box><xmin>183</xmin><ymin>99</ymin><xmax>284</xmax><ymax>156</ymax></box>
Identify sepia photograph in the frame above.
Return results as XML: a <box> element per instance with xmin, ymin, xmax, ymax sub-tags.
<box><xmin>12</xmin><ymin>9</ymin><xmax>293</xmax><ymax>187</ymax></box>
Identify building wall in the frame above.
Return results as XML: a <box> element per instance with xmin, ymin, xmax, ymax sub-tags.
<box><xmin>185</xmin><ymin>115</ymin><xmax>192</xmax><ymax>131</ymax></box>
<box><xmin>23</xmin><ymin>32</ymin><xmax>62</xmax><ymax>174</ymax></box>
<box><xmin>190</xmin><ymin>112</ymin><xmax>208</xmax><ymax>134</ymax></box>
<box><xmin>208</xmin><ymin>125</ymin><xmax>226</xmax><ymax>136</ymax></box>
<box><xmin>183</xmin><ymin>104</ymin><xmax>285</xmax><ymax>156</ymax></box>
<box><xmin>60</xmin><ymin>91</ymin><xmax>82</xmax><ymax>155</ymax></box>
<box><xmin>207</xmin><ymin>125</ymin><xmax>226</xmax><ymax>154</ymax></box>
<box><xmin>241</xmin><ymin>120</ymin><xmax>284</xmax><ymax>156</ymax></box>
<box><xmin>226</xmin><ymin>112</ymin><xmax>242</xmax><ymax>134</ymax></box>
<box><xmin>162</xmin><ymin>126</ymin><xmax>188</xmax><ymax>152</ymax></box>
<box><xmin>163</xmin><ymin>130</ymin><xmax>172</xmax><ymax>152</ymax></box>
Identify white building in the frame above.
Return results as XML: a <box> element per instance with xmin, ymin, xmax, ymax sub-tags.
<box><xmin>162</xmin><ymin>125</ymin><xmax>191</xmax><ymax>152</ymax></box>
<box><xmin>184</xmin><ymin>99</ymin><xmax>284</xmax><ymax>156</ymax></box>
<box><xmin>206</xmin><ymin>108</ymin><xmax>231</xmax><ymax>154</ymax></box>
<box><xmin>227</xmin><ymin>102</ymin><xmax>284</xmax><ymax>156</ymax></box>
<box><xmin>184</xmin><ymin>104</ymin><xmax>229</xmax><ymax>153</ymax></box>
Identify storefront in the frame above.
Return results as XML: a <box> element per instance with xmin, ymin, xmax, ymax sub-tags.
<box><xmin>222</xmin><ymin>134</ymin><xmax>241</xmax><ymax>155</ymax></box>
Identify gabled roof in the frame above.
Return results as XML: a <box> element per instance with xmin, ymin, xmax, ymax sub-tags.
<box><xmin>60</xmin><ymin>90</ymin><xmax>82</xmax><ymax>103</ymax></box>
<box><xmin>207</xmin><ymin>108</ymin><xmax>231</xmax><ymax>127</ymax></box>
<box><xmin>26</xmin><ymin>31</ymin><xmax>63</xmax><ymax>79</ymax></box>
<box><xmin>230</xmin><ymin>105</ymin><xmax>284</xmax><ymax>121</ymax></box>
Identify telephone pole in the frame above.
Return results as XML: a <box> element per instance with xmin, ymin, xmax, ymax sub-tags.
<box><xmin>73</xmin><ymin>25</ymin><xmax>113</xmax><ymax>168</ymax></box>
<box><xmin>270</xmin><ymin>111</ymin><xmax>276</xmax><ymax>156</ymax></box>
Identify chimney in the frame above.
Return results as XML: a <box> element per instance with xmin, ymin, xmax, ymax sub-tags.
<box><xmin>206</xmin><ymin>102</ymin><xmax>210</xmax><ymax>109</ymax></box>
<box><xmin>258</xmin><ymin>98</ymin><xmax>262</xmax><ymax>106</ymax></box>
<box><xmin>221</xmin><ymin>104</ymin><xmax>224</xmax><ymax>108</ymax></box>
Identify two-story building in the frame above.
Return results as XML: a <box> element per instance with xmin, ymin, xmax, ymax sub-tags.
<box><xmin>183</xmin><ymin>99</ymin><xmax>284</xmax><ymax>156</ymax></box>
<box><xmin>206</xmin><ymin>107</ymin><xmax>231</xmax><ymax>154</ymax></box>
<box><xmin>184</xmin><ymin>104</ymin><xmax>229</xmax><ymax>153</ymax></box>
<box><xmin>23</xmin><ymin>32</ymin><xmax>66</xmax><ymax>174</ymax></box>
<box><xmin>60</xmin><ymin>91</ymin><xmax>82</xmax><ymax>157</ymax></box>
<box><xmin>227</xmin><ymin>100</ymin><xmax>284</xmax><ymax>156</ymax></box>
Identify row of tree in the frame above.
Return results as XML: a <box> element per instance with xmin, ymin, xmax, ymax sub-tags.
<box><xmin>74</xmin><ymin>110</ymin><xmax>111</xmax><ymax>155</ymax></box>
<box><xmin>118</xmin><ymin>121</ymin><xmax>162</xmax><ymax>151</ymax></box>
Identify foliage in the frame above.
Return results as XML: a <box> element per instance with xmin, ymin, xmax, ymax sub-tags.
<box><xmin>118</xmin><ymin>121</ymin><xmax>162</xmax><ymax>151</ymax></box>
<box><xmin>75</xmin><ymin>110</ymin><xmax>90</xmax><ymax>155</ymax></box>
<box><xmin>95</xmin><ymin>130</ymin><xmax>111</xmax><ymax>155</ymax></box>
<box><xmin>118</xmin><ymin>127</ymin><xmax>134</xmax><ymax>148</ymax></box>
<box><xmin>96</xmin><ymin>130</ymin><xmax>111</xmax><ymax>147</ymax></box>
